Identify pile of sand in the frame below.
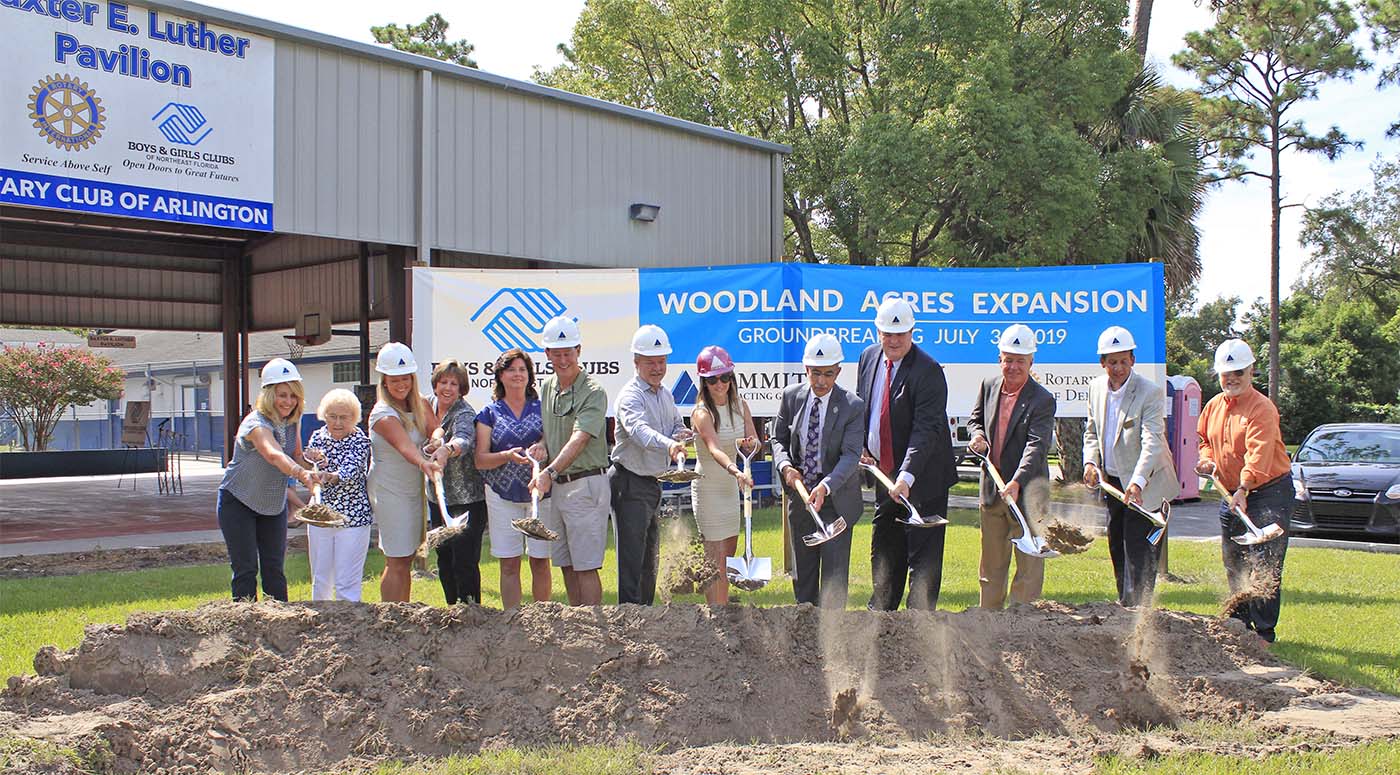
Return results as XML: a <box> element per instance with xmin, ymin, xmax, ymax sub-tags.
<box><xmin>0</xmin><ymin>601</ymin><xmax>1378</xmax><ymax>774</ymax></box>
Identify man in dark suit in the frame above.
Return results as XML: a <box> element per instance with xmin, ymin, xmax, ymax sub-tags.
<box><xmin>966</xmin><ymin>323</ymin><xmax>1058</xmax><ymax>609</ymax></box>
<box><xmin>770</xmin><ymin>333</ymin><xmax>866</xmax><ymax>608</ymax></box>
<box><xmin>858</xmin><ymin>297</ymin><xmax>958</xmax><ymax>611</ymax></box>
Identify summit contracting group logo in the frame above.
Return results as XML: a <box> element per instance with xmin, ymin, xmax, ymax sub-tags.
<box><xmin>470</xmin><ymin>288</ymin><xmax>569</xmax><ymax>353</ymax></box>
<box><xmin>28</xmin><ymin>73</ymin><xmax>106</xmax><ymax>151</ymax></box>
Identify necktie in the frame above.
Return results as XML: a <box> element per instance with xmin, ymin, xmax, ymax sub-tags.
<box><xmin>803</xmin><ymin>396</ymin><xmax>822</xmax><ymax>489</ymax></box>
<box><xmin>879</xmin><ymin>359</ymin><xmax>895</xmax><ymax>473</ymax></box>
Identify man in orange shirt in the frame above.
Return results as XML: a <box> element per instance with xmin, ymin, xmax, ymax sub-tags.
<box><xmin>1195</xmin><ymin>339</ymin><xmax>1293</xmax><ymax>644</ymax></box>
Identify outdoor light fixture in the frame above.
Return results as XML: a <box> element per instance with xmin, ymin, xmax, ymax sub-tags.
<box><xmin>629</xmin><ymin>203</ymin><xmax>661</xmax><ymax>222</ymax></box>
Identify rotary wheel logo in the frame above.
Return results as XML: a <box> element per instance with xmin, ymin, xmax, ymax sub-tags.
<box><xmin>28</xmin><ymin>74</ymin><xmax>106</xmax><ymax>151</ymax></box>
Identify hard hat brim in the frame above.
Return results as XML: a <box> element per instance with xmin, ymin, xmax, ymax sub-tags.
<box><xmin>875</xmin><ymin>321</ymin><xmax>916</xmax><ymax>334</ymax></box>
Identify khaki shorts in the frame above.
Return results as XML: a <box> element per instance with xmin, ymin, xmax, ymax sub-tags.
<box><xmin>485</xmin><ymin>487</ymin><xmax>552</xmax><ymax>560</ymax></box>
<box><xmin>540</xmin><ymin>474</ymin><xmax>610</xmax><ymax>571</ymax></box>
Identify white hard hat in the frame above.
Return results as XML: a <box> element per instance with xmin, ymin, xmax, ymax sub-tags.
<box><xmin>874</xmin><ymin>297</ymin><xmax>916</xmax><ymax>334</ymax></box>
<box><xmin>631</xmin><ymin>324</ymin><xmax>672</xmax><ymax>356</ymax></box>
<box><xmin>1097</xmin><ymin>326</ymin><xmax>1137</xmax><ymax>355</ymax></box>
<box><xmin>375</xmin><ymin>342</ymin><xmax>418</xmax><ymax>376</ymax></box>
<box><xmin>541</xmin><ymin>316</ymin><xmax>581</xmax><ymax>348</ymax></box>
<box><xmin>803</xmin><ymin>333</ymin><xmax>843</xmax><ymax>366</ymax></box>
<box><xmin>998</xmin><ymin>323</ymin><xmax>1037</xmax><ymax>355</ymax></box>
<box><xmin>1214</xmin><ymin>339</ymin><xmax>1255</xmax><ymax>373</ymax></box>
<box><xmin>260</xmin><ymin>358</ymin><xmax>302</xmax><ymax>387</ymax></box>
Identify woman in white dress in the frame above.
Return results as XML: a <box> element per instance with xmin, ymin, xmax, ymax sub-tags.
<box><xmin>689</xmin><ymin>345</ymin><xmax>759</xmax><ymax>605</ymax></box>
<box><xmin>368</xmin><ymin>342</ymin><xmax>441</xmax><ymax>602</ymax></box>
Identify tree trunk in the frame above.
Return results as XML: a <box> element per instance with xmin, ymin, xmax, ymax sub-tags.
<box><xmin>1131</xmin><ymin>0</ymin><xmax>1154</xmax><ymax>66</ymax></box>
<box><xmin>1055</xmin><ymin>417</ymin><xmax>1085</xmax><ymax>484</ymax></box>
<box><xmin>1268</xmin><ymin>123</ymin><xmax>1282</xmax><ymax>400</ymax></box>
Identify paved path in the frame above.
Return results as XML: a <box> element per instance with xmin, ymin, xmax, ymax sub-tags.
<box><xmin>1</xmin><ymin>460</ymin><xmax>1392</xmax><ymax>557</ymax></box>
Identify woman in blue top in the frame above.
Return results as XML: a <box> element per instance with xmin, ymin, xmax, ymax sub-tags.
<box><xmin>217</xmin><ymin>358</ymin><xmax>320</xmax><ymax>601</ymax></box>
<box><xmin>475</xmin><ymin>348</ymin><xmax>553</xmax><ymax>608</ymax></box>
<box><xmin>303</xmin><ymin>388</ymin><xmax>373</xmax><ymax>601</ymax></box>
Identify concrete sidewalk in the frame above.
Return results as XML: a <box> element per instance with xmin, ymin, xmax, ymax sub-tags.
<box><xmin>2</xmin><ymin>461</ymin><xmax>1393</xmax><ymax>557</ymax></box>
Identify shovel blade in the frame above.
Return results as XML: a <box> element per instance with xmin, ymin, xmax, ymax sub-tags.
<box><xmin>802</xmin><ymin>517</ymin><xmax>847</xmax><ymax>547</ymax></box>
<box><xmin>725</xmin><ymin>557</ymin><xmax>747</xmax><ymax>578</ymax></box>
<box><xmin>1013</xmin><ymin>536</ymin><xmax>1059</xmax><ymax>559</ymax></box>
<box><xmin>898</xmin><ymin>514</ymin><xmax>948</xmax><ymax>528</ymax></box>
<box><xmin>1259</xmin><ymin>524</ymin><xmax>1286</xmax><ymax>541</ymax></box>
<box><xmin>750</xmin><ymin>556</ymin><xmax>773</xmax><ymax>581</ymax></box>
<box><xmin>1231</xmin><ymin>532</ymin><xmax>1265</xmax><ymax>546</ymax></box>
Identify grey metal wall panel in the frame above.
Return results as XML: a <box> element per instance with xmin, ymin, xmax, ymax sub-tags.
<box><xmin>431</xmin><ymin>79</ymin><xmax>778</xmax><ymax>268</ymax></box>
<box><xmin>273</xmin><ymin>42</ymin><xmax>417</xmax><ymax>244</ymax></box>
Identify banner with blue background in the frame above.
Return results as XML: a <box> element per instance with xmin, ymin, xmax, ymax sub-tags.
<box><xmin>414</xmin><ymin>262</ymin><xmax>1167</xmax><ymax>419</ymax></box>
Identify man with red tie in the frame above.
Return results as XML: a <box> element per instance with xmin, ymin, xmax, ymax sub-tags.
<box><xmin>858</xmin><ymin>297</ymin><xmax>958</xmax><ymax>610</ymax></box>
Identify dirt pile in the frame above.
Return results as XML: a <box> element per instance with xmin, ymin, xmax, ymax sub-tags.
<box><xmin>0</xmin><ymin>601</ymin><xmax>1361</xmax><ymax>774</ymax></box>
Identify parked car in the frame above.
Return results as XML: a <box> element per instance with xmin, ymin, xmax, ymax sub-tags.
<box><xmin>1291</xmin><ymin>423</ymin><xmax>1400</xmax><ymax>541</ymax></box>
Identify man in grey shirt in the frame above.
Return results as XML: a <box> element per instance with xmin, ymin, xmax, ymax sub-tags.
<box><xmin>610</xmin><ymin>324</ymin><xmax>691</xmax><ymax>605</ymax></box>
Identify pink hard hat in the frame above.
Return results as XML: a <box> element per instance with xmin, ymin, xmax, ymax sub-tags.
<box><xmin>696</xmin><ymin>345</ymin><xmax>735</xmax><ymax>377</ymax></box>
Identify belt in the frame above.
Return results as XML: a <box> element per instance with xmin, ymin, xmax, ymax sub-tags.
<box><xmin>555</xmin><ymin>467</ymin><xmax>607</xmax><ymax>485</ymax></box>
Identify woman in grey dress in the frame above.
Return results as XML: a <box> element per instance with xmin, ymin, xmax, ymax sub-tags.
<box><xmin>369</xmin><ymin>342</ymin><xmax>441</xmax><ymax>602</ymax></box>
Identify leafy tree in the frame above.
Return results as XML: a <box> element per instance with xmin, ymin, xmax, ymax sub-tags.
<box><xmin>1361</xmin><ymin>0</ymin><xmax>1399</xmax><ymax>136</ymax></box>
<box><xmin>0</xmin><ymin>344</ymin><xmax>124</xmax><ymax>451</ymax></box>
<box><xmin>371</xmin><ymin>13</ymin><xmax>477</xmax><ymax>68</ymax></box>
<box><xmin>541</xmin><ymin>0</ymin><xmax>1197</xmax><ymax>289</ymax></box>
<box><xmin>1299</xmin><ymin>155</ymin><xmax>1400</xmax><ymax>309</ymax></box>
<box><xmin>1173</xmin><ymin>0</ymin><xmax>1370</xmax><ymax>401</ymax></box>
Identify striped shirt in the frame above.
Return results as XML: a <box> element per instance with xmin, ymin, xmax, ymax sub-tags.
<box><xmin>219</xmin><ymin>412</ymin><xmax>298</xmax><ymax>515</ymax></box>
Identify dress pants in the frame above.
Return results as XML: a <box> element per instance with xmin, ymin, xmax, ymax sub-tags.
<box><xmin>429</xmin><ymin>500</ymin><xmax>487</xmax><ymax>605</ymax></box>
<box><xmin>786</xmin><ymin>494</ymin><xmax>855</xmax><ymax>608</ymax></box>
<box><xmin>610</xmin><ymin>464</ymin><xmax>662</xmax><ymax>605</ymax></box>
<box><xmin>1103</xmin><ymin>473</ymin><xmax>1160</xmax><ymax>606</ymax></box>
<box><xmin>978</xmin><ymin>500</ymin><xmax>1045</xmax><ymax>609</ymax></box>
<box><xmin>1220</xmin><ymin>475</ymin><xmax>1292</xmax><ymax>642</ymax></box>
<box><xmin>307</xmin><ymin>524</ymin><xmax>372</xmax><ymax>601</ymax></box>
<box><xmin>868</xmin><ymin>487</ymin><xmax>947</xmax><ymax>611</ymax></box>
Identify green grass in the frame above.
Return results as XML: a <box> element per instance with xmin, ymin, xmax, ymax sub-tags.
<box><xmin>361</xmin><ymin>745</ymin><xmax>644</xmax><ymax>775</ymax></box>
<box><xmin>2</xmin><ymin>506</ymin><xmax>1397</xmax><ymax>695</ymax></box>
<box><xmin>1095</xmin><ymin>739</ymin><xmax>1400</xmax><ymax>774</ymax></box>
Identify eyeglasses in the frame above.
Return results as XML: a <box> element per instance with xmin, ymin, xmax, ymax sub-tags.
<box><xmin>703</xmin><ymin>373</ymin><xmax>734</xmax><ymax>385</ymax></box>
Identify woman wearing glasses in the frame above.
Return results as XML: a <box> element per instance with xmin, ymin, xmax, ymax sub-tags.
<box><xmin>689</xmin><ymin>345</ymin><xmax>759</xmax><ymax>604</ymax></box>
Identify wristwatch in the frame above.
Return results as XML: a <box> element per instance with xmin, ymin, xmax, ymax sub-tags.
<box><xmin>544</xmin><ymin>465</ymin><xmax>557</xmax><ymax>481</ymax></box>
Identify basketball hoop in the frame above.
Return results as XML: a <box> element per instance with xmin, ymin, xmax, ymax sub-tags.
<box><xmin>284</xmin><ymin>334</ymin><xmax>309</xmax><ymax>360</ymax></box>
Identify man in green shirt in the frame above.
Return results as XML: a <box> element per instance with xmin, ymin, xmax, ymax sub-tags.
<box><xmin>529</xmin><ymin>316</ymin><xmax>612</xmax><ymax>606</ymax></box>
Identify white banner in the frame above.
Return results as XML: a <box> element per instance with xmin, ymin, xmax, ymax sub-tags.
<box><xmin>0</xmin><ymin>0</ymin><xmax>274</xmax><ymax>230</ymax></box>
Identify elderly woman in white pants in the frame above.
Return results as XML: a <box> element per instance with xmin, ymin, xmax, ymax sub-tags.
<box><xmin>303</xmin><ymin>389</ymin><xmax>373</xmax><ymax>601</ymax></box>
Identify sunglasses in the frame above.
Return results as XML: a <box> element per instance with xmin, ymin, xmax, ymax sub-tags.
<box><xmin>703</xmin><ymin>373</ymin><xmax>734</xmax><ymax>385</ymax></box>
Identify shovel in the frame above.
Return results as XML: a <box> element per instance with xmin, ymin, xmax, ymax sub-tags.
<box><xmin>1209</xmin><ymin>473</ymin><xmax>1285</xmax><ymax>545</ymax></box>
<box><xmin>791</xmin><ymin>479</ymin><xmax>848</xmax><ymax>547</ymax></box>
<box><xmin>1097</xmin><ymin>478</ymin><xmax>1170</xmax><ymax>546</ymax></box>
<box><xmin>967</xmin><ymin>447</ymin><xmax>1058</xmax><ymax>559</ymax></box>
<box><xmin>861</xmin><ymin>462</ymin><xmax>947</xmax><ymax>528</ymax></box>
<box><xmin>511</xmin><ymin>458</ymin><xmax>560</xmax><ymax>541</ymax></box>
<box><xmin>293</xmin><ymin>460</ymin><xmax>347</xmax><ymax>528</ymax></box>
<box><xmin>726</xmin><ymin>440</ymin><xmax>772</xmax><ymax>590</ymax></box>
<box><xmin>425</xmin><ymin>471</ymin><xmax>469</xmax><ymax>550</ymax></box>
<box><xmin>656</xmin><ymin>451</ymin><xmax>704</xmax><ymax>484</ymax></box>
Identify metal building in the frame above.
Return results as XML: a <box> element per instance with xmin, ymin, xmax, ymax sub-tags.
<box><xmin>0</xmin><ymin>0</ymin><xmax>789</xmax><ymax>457</ymax></box>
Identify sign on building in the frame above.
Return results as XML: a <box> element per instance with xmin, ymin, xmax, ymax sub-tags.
<box><xmin>0</xmin><ymin>1</ymin><xmax>274</xmax><ymax>230</ymax></box>
<box><xmin>87</xmin><ymin>334</ymin><xmax>136</xmax><ymax>348</ymax></box>
<box><xmin>413</xmin><ymin>263</ymin><xmax>1168</xmax><ymax>418</ymax></box>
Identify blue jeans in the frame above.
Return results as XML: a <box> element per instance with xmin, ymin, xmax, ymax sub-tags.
<box><xmin>217</xmin><ymin>489</ymin><xmax>289</xmax><ymax>601</ymax></box>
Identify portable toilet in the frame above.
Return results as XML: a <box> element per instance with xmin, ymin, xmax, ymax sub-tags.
<box><xmin>1165</xmin><ymin>375</ymin><xmax>1201</xmax><ymax>499</ymax></box>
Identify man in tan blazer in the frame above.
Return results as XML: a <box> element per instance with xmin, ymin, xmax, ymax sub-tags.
<box><xmin>1082</xmin><ymin>326</ymin><xmax>1180</xmax><ymax>607</ymax></box>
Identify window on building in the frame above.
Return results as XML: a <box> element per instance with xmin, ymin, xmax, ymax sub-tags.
<box><xmin>332</xmin><ymin>362</ymin><xmax>361</xmax><ymax>383</ymax></box>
